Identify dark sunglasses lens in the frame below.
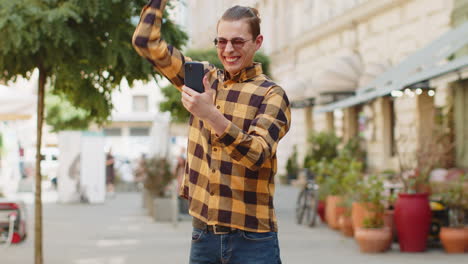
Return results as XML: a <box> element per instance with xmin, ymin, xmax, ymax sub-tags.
<box><xmin>231</xmin><ymin>39</ymin><xmax>245</xmax><ymax>48</ymax></box>
<box><xmin>218</xmin><ymin>40</ymin><xmax>228</xmax><ymax>48</ymax></box>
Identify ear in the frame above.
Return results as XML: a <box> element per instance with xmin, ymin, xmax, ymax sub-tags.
<box><xmin>255</xmin><ymin>34</ymin><xmax>263</xmax><ymax>51</ymax></box>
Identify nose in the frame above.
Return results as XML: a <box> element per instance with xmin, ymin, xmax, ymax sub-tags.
<box><xmin>224</xmin><ymin>40</ymin><xmax>235</xmax><ymax>53</ymax></box>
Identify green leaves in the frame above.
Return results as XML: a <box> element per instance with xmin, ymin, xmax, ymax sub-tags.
<box><xmin>142</xmin><ymin>156</ymin><xmax>172</xmax><ymax>197</ymax></box>
<box><xmin>286</xmin><ymin>145</ymin><xmax>300</xmax><ymax>175</ymax></box>
<box><xmin>159</xmin><ymin>83</ymin><xmax>190</xmax><ymax>123</ymax></box>
<box><xmin>0</xmin><ymin>0</ymin><xmax>188</xmax><ymax>131</ymax></box>
<box><xmin>304</xmin><ymin>132</ymin><xmax>340</xmax><ymax>168</ymax></box>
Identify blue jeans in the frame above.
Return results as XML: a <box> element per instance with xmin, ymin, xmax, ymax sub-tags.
<box><xmin>189</xmin><ymin>228</ymin><xmax>282</xmax><ymax>264</ymax></box>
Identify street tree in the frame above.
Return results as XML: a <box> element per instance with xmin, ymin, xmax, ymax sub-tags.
<box><xmin>159</xmin><ymin>49</ymin><xmax>271</xmax><ymax>122</ymax></box>
<box><xmin>0</xmin><ymin>0</ymin><xmax>187</xmax><ymax>263</ymax></box>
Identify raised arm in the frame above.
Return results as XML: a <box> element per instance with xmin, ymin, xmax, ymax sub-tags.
<box><xmin>132</xmin><ymin>0</ymin><xmax>186</xmax><ymax>90</ymax></box>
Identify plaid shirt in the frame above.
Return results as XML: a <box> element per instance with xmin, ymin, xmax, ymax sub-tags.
<box><xmin>133</xmin><ymin>0</ymin><xmax>291</xmax><ymax>232</ymax></box>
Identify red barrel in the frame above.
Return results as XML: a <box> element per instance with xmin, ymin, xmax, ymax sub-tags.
<box><xmin>394</xmin><ymin>193</ymin><xmax>432</xmax><ymax>252</ymax></box>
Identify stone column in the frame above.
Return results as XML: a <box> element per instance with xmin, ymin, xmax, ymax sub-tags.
<box><xmin>343</xmin><ymin>106</ymin><xmax>358</xmax><ymax>142</ymax></box>
<box><xmin>326</xmin><ymin>111</ymin><xmax>334</xmax><ymax>132</ymax></box>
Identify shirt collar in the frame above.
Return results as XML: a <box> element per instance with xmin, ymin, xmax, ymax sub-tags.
<box><xmin>224</xmin><ymin>63</ymin><xmax>263</xmax><ymax>83</ymax></box>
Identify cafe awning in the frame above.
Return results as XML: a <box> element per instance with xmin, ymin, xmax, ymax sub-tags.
<box><xmin>0</xmin><ymin>84</ymin><xmax>36</xmax><ymax>120</ymax></box>
<box><xmin>315</xmin><ymin>21</ymin><xmax>468</xmax><ymax>113</ymax></box>
<box><xmin>315</xmin><ymin>52</ymin><xmax>363</xmax><ymax>105</ymax></box>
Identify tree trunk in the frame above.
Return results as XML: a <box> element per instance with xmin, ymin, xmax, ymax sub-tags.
<box><xmin>35</xmin><ymin>68</ymin><xmax>46</xmax><ymax>264</ymax></box>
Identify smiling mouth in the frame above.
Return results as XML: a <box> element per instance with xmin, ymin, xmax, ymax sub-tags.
<box><xmin>225</xmin><ymin>57</ymin><xmax>240</xmax><ymax>63</ymax></box>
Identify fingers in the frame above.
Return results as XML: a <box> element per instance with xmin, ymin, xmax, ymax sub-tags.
<box><xmin>182</xmin><ymin>85</ymin><xmax>197</xmax><ymax>97</ymax></box>
<box><xmin>203</xmin><ymin>75</ymin><xmax>210</xmax><ymax>93</ymax></box>
<box><xmin>181</xmin><ymin>90</ymin><xmax>194</xmax><ymax>104</ymax></box>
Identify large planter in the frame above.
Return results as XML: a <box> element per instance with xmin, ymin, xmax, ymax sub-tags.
<box><xmin>465</xmin><ymin>227</ymin><xmax>468</xmax><ymax>252</ymax></box>
<box><xmin>325</xmin><ymin>196</ymin><xmax>343</xmax><ymax>229</ymax></box>
<box><xmin>152</xmin><ymin>197</ymin><xmax>176</xmax><ymax>222</ymax></box>
<box><xmin>142</xmin><ymin>189</ymin><xmax>155</xmax><ymax>216</ymax></box>
<box><xmin>394</xmin><ymin>193</ymin><xmax>432</xmax><ymax>252</ymax></box>
<box><xmin>439</xmin><ymin>227</ymin><xmax>467</xmax><ymax>253</ymax></box>
<box><xmin>352</xmin><ymin>202</ymin><xmax>373</xmax><ymax>230</ymax></box>
<box><xmin>318</xmin><ymin>200</ymin><xmax>326</xmax><ymax>223</ymax></box>
<box><xmin>339</xmin><ymin>215</ymin><xmax>354</xmax><ymax>237</ymax></box>
<box><xmin>355</xmin><ymin>227</ymin><xmax>392</xmax><ymax>253</ymax></box>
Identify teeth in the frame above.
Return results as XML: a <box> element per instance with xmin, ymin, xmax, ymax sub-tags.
<box><xmin>226</xmin><ymin>57</ymin><xmax>238</xmax><ymax>62</ymax></box>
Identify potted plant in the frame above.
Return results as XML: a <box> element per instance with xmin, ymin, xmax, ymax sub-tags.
<box><xmin>339</xmin><ymin>159</ymin><xmax>364</xmax><ymax>237</ymax></box>
<box><xmin>432</xmin><ymin>174</ymin><xmax>468</xmax><ymax>253</ymax></box>
<box><xmin>142</xmin><ymin>156</ymin><xmax>174</xmax><ymax>221</ymax></box>
<box><xmin>285</xmin><ymin>145</ymin><xmax>300</xmax><ymax>184</ymax></box>
<box><xmin>314</xmin><ymin>157</ymin><xmax>344</xmax><ymax>230</ymax></box>
<box><xmin>393</xmin><ymin>124</ymin><xmax>453</xmax><ymax>252</ymax></box>
<box><xmin>305</xmin><ymin>132</ymin><xmax>341</xmax><ymax>223</ymax></box>
<box><xmin>354</xmin><ymin>175</ymin><xmax>392</xmax><ymax>253</ymax></box>
<box><xmin>338</xmin><ymin>198</ymin><xmax>354</xmax><ymax>237</ymax></box>
<box><xmin>316</xmin><ymin>152</ymin><xmax>359</xmax><ymax>230</ymax></box>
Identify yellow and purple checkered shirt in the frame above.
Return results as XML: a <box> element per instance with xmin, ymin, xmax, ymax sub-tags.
<box><xmin>132</xmin><ymin>0</ymin><xmax>291</xmax><ymax>232</ymax></box>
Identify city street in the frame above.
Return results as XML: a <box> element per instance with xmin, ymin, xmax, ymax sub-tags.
<box><xmin>1</xmin><ymin>185</ymin><xmax>467</xmax><ymax>264</ymax></box>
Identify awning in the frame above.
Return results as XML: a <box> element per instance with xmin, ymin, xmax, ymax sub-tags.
<box><xmin>0</xmin><ymin>84</ymin><xmax>36</xmax><ymax>120</ymax></box>
<box><xmin>315</xmin><ymin>52</ymin><xmax>363</xmax><ymax>105</ymax></box>
<box><xmin>283</xmin><ymin>76</ymin><xmax>317</xmax><ymax>109</ymax></box>
<box><xmin>315</xmin><ymin>21</ymin><xmax>468</xmax><ymax>113</ymax></box>
<box><xmin>358</xmin><ymin>62</ymin><xmax>391</xmax><ymax>88</ymax></box>
<box><xmin>316</xmin><ymin>57</ymin><xmax>468</xmax><ymax>112</ymax></box>
<box><xmin>284</xmin><ymin>77</ymin><xmax>308</xmax><ymax>102</ymax></box>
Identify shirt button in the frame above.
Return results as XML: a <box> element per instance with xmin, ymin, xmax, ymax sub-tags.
<box><xmin>210</xmin><ymin>192</ymin><xmax>214</xmax><ymax>196</ymax></box>
<box><xmin>213</xmin><ymin>148</ymin><xmax>218</xmax><ymax>152</ymax></box>
<box><xmin>216</xmin><ymin>105</ymin><xmax>220</xmax><ymax>109</ymax></box>
<box><xmin>212</xmin><ymin>169</ymin><xmax>216</xmax><ymax>173</ymax></box>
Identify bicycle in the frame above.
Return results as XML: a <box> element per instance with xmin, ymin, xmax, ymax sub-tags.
<box><xmin>295</xmin><ymin>169</ymin><xmax>319</xmax><ymax>227</ymax></box>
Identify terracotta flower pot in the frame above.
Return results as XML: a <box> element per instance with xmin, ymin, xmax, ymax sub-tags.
<box><xmin>352</xmin><ymin>202</ymin><xmax>372</xmax><ymax>230</ymax></box>
<box><xmin>440</xmin><ymin>227</ymin><xmax>467</xmax><ymax>253</ymax></box>
<box><xmin>339</xmin><ymin>215</ymin><xmax>354</xmax><ymax>237</ymax></box>
<box><xmin>325</xmin><ymin>196</ymin><xmax>342</xmax><ymax>229</ymax></box>
<box><xmin>335</xmin><ymin>205</ymin><xmax>346</xmax><ymax>230</ymax></box>
<box><xmin>355</xmin><ymin>227</ymin><xmax>392</xmax><ymax>253</ymax></box>
<box><xmin>318</xmin><ymin>200</ymin><xmax>326</xmax><ymax>223</ymax></box>
<box><xmin>465</xmin><ymin>227</ymin><xmax>468</xmax><ymax>252</ymax></box>
<box><xmin>351</xmin><ymin>202</ymin><xmax>384</xmax><ymax>231</ymax></box>
<box><xmin>394</xmin><ymin>193</ymin><xmax>431</xmax><ymax>252</ymax></box>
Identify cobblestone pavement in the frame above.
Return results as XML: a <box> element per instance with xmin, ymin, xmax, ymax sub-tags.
<box><xmin>1</xmin><ymin>185</ymin><xmax>467</xmax><ymax>263</ymax></box>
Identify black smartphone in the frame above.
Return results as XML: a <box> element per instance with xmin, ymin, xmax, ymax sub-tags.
<box><xmin>184</xmin><ymin>62</ymin><xmax>205</xmax><ymax>93</ymax></box>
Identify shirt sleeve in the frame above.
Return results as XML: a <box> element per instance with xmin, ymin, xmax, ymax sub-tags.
<box><xmin>132</xmin><ymin>0</ymin><xmax>186</xmax><ymax>91</ymax></box>
<box><xmin>215</xmin><ymin>86</ymin><xmax>292</xmax><ymax>171</ymax></box>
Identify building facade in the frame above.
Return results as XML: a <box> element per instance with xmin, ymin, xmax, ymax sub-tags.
<box><xmin>183</xmin><ymin>0</ymin><xmax>468</xmax><ymax>174</ymax></box>
<box><xmin>102</xmin><ymin>78</ymin><xmax>162</xmax><ymax>160</ymax></box>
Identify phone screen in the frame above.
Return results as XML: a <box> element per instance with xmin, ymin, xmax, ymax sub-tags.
<box><xmin>184</xmin><ymin>62</ymin><xmax>204</xmax><ymax>93</ymax></box>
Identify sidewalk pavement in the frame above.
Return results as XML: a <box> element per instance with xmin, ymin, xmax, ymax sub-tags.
<box><xmin>1</xmin><ymin>185</ymin><xmax>467</xmax><ymax>263</ymax></box>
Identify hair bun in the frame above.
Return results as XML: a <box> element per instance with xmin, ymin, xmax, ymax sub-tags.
<box><xmin>250</xmin><ymin>7</ymin><xmax>261</xmax><ymax>23</ymax></box>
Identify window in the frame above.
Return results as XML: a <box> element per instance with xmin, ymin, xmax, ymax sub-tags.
<box><xmin>104</xmin><ymin>128</ymin><xmax>122</xmax><ymax>137</ymax></box>
<box><xmin>130</xmin><ymin>127</ymin><xmax>150</xmax><ymax>137</ymax></box>
<box><xmin>132</xmin><ymin>95</ymin><xmax>149</xmax><ymax>112</ymax></box>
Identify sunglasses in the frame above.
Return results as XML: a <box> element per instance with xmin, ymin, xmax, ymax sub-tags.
<box><xmin>213</xmin><ymin>37</ymin><xmax>253</xmax><ymax>49</ymax></box>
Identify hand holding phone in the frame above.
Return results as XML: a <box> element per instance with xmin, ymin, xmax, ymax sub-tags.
<box><xmin>184</xmin><ymin>62</ymin><xmax>205</xmax><ymax>93</ymax></box>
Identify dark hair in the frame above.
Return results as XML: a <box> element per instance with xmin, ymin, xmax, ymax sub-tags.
<box><xmin>218</xmin><ymin>5</ymin><xmax>261</xmax><ymax>38</ymax></box>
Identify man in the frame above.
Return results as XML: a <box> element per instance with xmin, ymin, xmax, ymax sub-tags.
<box><xmin>133</xmin><ymin>1</ymin><xmax>291</xmax><ymax>263</ymax></box>
<box><xmin>105</xmin><ymin>150</ymin><xmax>116</xmax><ymax>198</ymax></box>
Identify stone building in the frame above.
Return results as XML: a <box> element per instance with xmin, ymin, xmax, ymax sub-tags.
<box><xmin>184</xmin><ymin>0</ymin><xmax>468</xmax><ymax>174</ymax></box>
